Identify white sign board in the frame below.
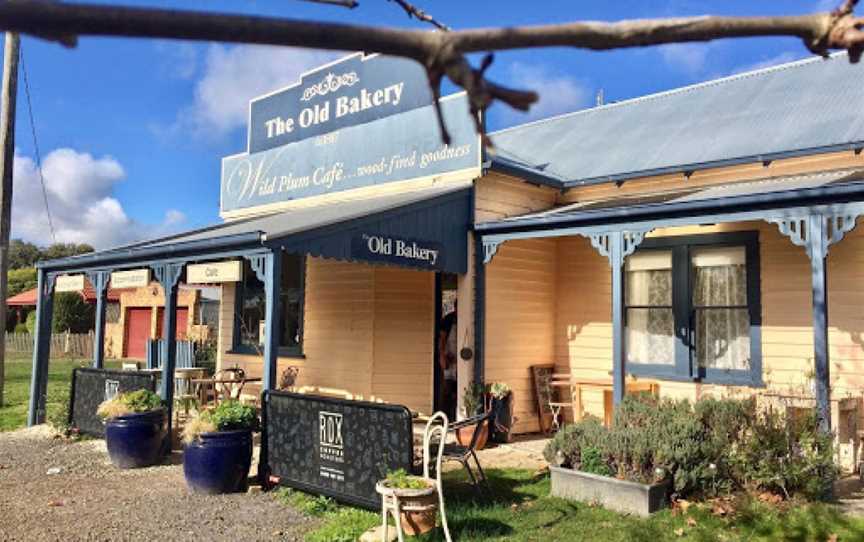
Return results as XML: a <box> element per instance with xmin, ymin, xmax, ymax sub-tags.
<box><xmin>55</xmin><ymin>274</ymin><xmax>85</xmax><ymax>292</ymax></box>
<box><xmin>187</xmin><ymin>261</ymin><xmax>243</xmax><ymax>284</ymax></box>
<box><xmin>110</xmin><ymin>269</ymin><xmax>151</xmax><ymax>289</ymax></box>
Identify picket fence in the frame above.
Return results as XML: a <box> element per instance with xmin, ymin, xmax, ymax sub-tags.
<box><xmin>5</xmin><ymin>331</ymin><xmax>94</xmax><ymax>358</ymax></box>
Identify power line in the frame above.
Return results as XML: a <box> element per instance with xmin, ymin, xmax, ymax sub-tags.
<box><xmin>19</xmin><ymin>42</ymin><xmax>56</xmax><ymax>243</ymax></box>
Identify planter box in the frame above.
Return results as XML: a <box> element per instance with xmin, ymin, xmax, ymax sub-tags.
<box><xmin>549</xmin><ymin>466</ymin><xmax>669</xmax><ymax>516</ymax></box>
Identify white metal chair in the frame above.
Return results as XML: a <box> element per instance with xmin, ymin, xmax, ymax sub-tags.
<box><xmin>379</xmin><ymin>411</ymin><xmax>452</xmax><ymax>542</ymax></box>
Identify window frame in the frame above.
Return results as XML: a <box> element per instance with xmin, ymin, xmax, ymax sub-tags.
<box><xmin>230</xmin><ymin>255</ymin><xmax>306</xmax><ymax>358</ymax></box>
<box><xmin>624</xmin><ymin>231</ymin><xmax>763</xmax><ymax>386</ymax></box>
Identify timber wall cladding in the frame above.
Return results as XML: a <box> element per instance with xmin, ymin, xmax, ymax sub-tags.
<box><xmin>485</xmin><ymin>238</ymin><xmax>558</xmax><ymax>434</ymax></box>
<box><xmin>474</xmin><ymin>173</ymin><xmax>558</xmax><ymax>222</ymax></box>
<box><xmin>220</xmin><ymin>257</ymin><xmax>435</xmax><ymax>414</ymax></box>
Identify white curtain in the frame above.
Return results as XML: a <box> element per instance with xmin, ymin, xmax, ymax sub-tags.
<box><xmin>626</xmin><ymin>251</ymin><xmax>674</xmax><ymax>365</ymax></box>
<box><xmin>692</xmin><ymin>247</ymin><xmax>750</xmax><ymax>371</ymax></box>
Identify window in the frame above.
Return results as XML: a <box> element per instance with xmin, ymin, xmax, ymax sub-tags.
<box><xmin>232</xmin><ymin>255</ymin><xmax>306</xmax><ymax>355</ymax></box>
<box><xmin>625</xmin><ymin>232</ymin><xmax>761</xmax><ymax>385</ymax></box>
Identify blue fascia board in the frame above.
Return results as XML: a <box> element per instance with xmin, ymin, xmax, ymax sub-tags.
<box><xmin>476</xmin><ymin>179</ymin><xmax>864</xmax><ymax>235</ymax></box>
<box><xmin>487</xmin><ymin>157</ymin><xmax>566</xmax><ymax>190</ymax></box>
<box><xmin>37</xmin><ymin>232</ymin><xmax>264</xmax><ymax>272</ymax></box>
<box><xmin>561</xmin><ymin>142</ymin><xmax>864</xmax><ymax>188</ymax></box>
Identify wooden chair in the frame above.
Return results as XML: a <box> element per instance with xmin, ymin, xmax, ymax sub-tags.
<box><xmin>199</xmin><ymin>367</ymin><xmax>247</xmax><ymax>407</ymax></box>
<box><xmin>547</xmin><ymin>373</ymin><xmax>575</xmax><ymax>432</ymax></box>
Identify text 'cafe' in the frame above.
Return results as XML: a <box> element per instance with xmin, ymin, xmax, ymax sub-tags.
<box><xmin>29</xmin><ymin>50</ymin><xmax>864</xmax><ymax>478</ymax></box>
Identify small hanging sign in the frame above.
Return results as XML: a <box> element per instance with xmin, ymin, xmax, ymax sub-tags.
<box><xmin>110</xmin><ymin>269</ymin><xmax>151</xmax><ymax>288</ymax></box>
<box><xmin>187</xmin><ymin>260</ymin><xmax>243</xmax><ymax>284</ymax></box>
<box><xmin>55</xmin><ymin>274</ymin><xmax>85</xmax><ymax>292</ymax></box>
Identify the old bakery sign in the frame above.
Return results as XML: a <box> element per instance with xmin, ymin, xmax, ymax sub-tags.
<box><xmin>352</xmin><ymin>233</ymin><xmax>445</xmax><ymax>271</ymax></box>
<box><xmin>220</xmin><ymin>53</ymin><xmax>480</xmax><ymax>216</ymax></box>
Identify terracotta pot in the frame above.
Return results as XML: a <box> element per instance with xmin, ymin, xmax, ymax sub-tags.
<box><xmin>399</xmin><ymin>492</ymin><xmax>438</xmax><ymax>536</ymax></box>
<box><xmin>456</xmin><ymin>422</ymin><xmax>488</xmax><ymax>450</ymax></box>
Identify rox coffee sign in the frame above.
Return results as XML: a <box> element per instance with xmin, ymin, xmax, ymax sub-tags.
<box><xmin>221</xmin><ymin>53</ymin><xmax>480</xmax><ymax>216</ymax></box>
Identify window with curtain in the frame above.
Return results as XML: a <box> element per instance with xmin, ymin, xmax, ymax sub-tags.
<box><xmin>233</xmin><ymin>255</ymin><xmax>306</xmax><ymax>355</ymax></box>
<box><xmin>625</xmin><ymin>250</ymin><xmax>674</xmax><ymax>366</ymax></box>
<box><xmin>625</xmin><ymin>232</ymin><xmax>761</xmax><ymax>385</ymax></box>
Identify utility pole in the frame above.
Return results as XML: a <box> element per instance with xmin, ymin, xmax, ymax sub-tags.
<box><xmin>0</xmin><ymin>33</ymin><xmax>20</xmax><ymax>407</ymax></box>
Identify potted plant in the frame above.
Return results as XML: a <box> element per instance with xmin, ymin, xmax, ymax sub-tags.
<box><xmin>97</xmin><ymin>389</ymin><xmax>166</xmax><ymax>469</ymax></box>
<box><xmin>376</xmin><ymin>469</ymin><xmax>438</xmax><ymax>536</ymax></box>
<box><xmin>456</xmin><ymin>382</ymin><xmax>489</xmax><ymax>449</ymax></box>
<box><xmin>182</xmin><ymin>400</ymin><xmax>258</xmax><ymax>494</ymax></box>
<box><xmin>488</xmin><ymin>381</ymin><xmax>514</xmax><ymax>443</ymax></box>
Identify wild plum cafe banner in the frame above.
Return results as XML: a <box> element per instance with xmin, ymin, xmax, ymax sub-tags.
<box><xmin>248</xmin><ymin>54</ymin><xmax>433</xmax><ymax>153</ymax></box>
<box><xmin>221</xmin><ymin>96</ymin><xmax>478</xmax><ymax>214</ymax></box>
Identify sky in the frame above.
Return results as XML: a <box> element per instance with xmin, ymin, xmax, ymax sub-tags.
<box><xmin>2</xmin><ymin>0</ymin><xmax>839</xmax><ymax>249</ymax></box>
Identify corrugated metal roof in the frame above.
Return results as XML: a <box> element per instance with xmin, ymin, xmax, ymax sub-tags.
<box><xmin>479</xmin><ymin>168</ymin><xmax>864</xmax><ymax>231</ymax></box>
<box><xmin>490</xmin><ymin>52</ymin><xmax>864</xmax><ymax>187</ymax></box>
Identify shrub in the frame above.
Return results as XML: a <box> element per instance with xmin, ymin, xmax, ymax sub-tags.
<box><xmin>183</xmin><ymin>400</ymin><xmax>258</xmax><ymax>443</ymax></box>
<box><xmin>729</xmin><ymin>408</ymin><xmax>837</xmax><ymax>500</ymax></box>
<box><xmin>52</xmin><ymin>292</ymin><xmax>94</xmax><ymax>333</ymax></box>
<box><xmin>97</xmin><ymin>389</ymin><xmax>163</xmax><ymax>419</ymax></box>
<box><xmin>543</xmin><ymin>395</ymin><xmax>837</xmax><ymax>501</ymax></box>
<box><xmin>13</xmin><ymin>322</ymin><xmax>28</xmax><ymax>334</ymax></box>
<box><xmin>25</xmin><ymin>310</ymin><xmax>37</xmax><ymax>334</ymax></box>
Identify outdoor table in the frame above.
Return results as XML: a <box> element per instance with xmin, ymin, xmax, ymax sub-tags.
<box><xmin>191</xmin><ymin>376</ymin><xmax>262</xmax><ymax>406</ymax></box>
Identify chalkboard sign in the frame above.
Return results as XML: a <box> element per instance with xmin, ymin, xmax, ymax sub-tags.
<box><xmin>69</xmin><ymin>368</ymin><xmax>158</xmax><ymax>437</ymax></box>
<box><xmin>262</xmin><ymin>391</ymin><xmax>414</xmax><ymax>509</ymax></box>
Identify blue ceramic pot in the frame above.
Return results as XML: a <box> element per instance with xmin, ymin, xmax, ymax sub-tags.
<box><xmin>183</xmin><ymin>430</ymin><xmax>253</xmax><ymax>494</ymax></box>
<box><xmin>105</xmin><ymin>410</ymin><xmax>167</xmax><ymax>469</ymax></box>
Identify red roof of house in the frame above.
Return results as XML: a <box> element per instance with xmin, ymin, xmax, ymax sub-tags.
<box><xmin>7</xmin><ymin>284</ymin><xmax>126</xmax><ymax>307</ymax></box>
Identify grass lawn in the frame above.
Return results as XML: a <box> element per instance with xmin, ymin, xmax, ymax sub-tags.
<box><xmin>0</xmin><ymin>354</ymin><xmax>120</xmax><ymax>431</ymax></box>
<box><xmin>278</xmin><ymin>469</ymin><xmax>864</xmax><ymax>542</ymax></box>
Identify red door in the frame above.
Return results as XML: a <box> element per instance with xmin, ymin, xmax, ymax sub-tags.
<box><xmin>156</xmin><ymin>307</ymin><xmax>189</xmax><ymax>340</ymax></box>
<box><xmin>124</xmin><ymin>308</ymin><xmax>152</xmax><ymax>359</ymax></box>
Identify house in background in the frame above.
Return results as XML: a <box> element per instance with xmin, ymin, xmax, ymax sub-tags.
<box><xmin>9</xmin><ymin>283</ymin><xmax>217</xmax><ymax>360</ymax></box>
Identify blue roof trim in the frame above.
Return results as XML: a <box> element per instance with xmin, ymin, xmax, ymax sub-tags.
<box><xmin>561</xmin><ymin>142</ymin><xmax>864</xmax><ymax>188</ymax></box>
<box><xmin>37</xmin><ymin>232</ymin><xmax>263</xmax><ymax>271</ymax></box>
<box><xmin>487</xmin><ymin>156</ymin><xmax>565</xmax><ymax>190</ymax></box>
<box><xmin>476</xmin><ymin>178</ymin><xmax>864</xmax><ymax>235</ymax></box>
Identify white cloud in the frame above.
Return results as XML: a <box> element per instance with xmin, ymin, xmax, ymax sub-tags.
<box><xmin>154</xmin><ymin>41</ymin><xmax>200</xmax><ymax>80</ymax></box>
<box><xmin>12</xmin><ymin>148</ymin><xmax>186</xmax><ymax>249</ymax></box>
<box><xmin>659</xmin><ymin>43</ymin><xmax>711</xmax><ymax>75</ymax></box>
<box><xmin>500</xmin><ymin>62</ymin><xmax>590</xmax><ymax>124</ymax></box>
<box><xmin>172</xmin><ymin>44</ymin><xmax>338</xmax><ymax>139</ymax></box>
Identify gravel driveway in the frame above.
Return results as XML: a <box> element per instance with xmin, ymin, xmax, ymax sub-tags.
<box><xmin>0</xmin><ymin>426</ymin><xmax>314</xmax><ymax>541</ymax></box>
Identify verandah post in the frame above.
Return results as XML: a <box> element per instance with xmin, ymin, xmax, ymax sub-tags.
<box><xmin>610</xmin><ymin>232</ymin><xmax>625</xmax><ymax>406</ymax></box>
<box><xmin>27</xmin><ymin>269</ymin><xmax>54</xmax><ymax>426</ymax></box>
<box><xmin>473</xmin><ymin>234</ymin><xmax>486</xmax><ymax>387</ymax></box>
<box><xmin>808</xmin><ymin>215</ymin><xmax>831</xmax><ymax>433</ymax></box>
<box><xmin>89</xmin><ymin>271</ymin><xmax>109</xmax><ymax>369</ymax></box>
<box><xmin>262</xmin><ymin>249</ymin><xmax>282</xmax><ymax>392</ymax></box>
<box><xmin>153</xmin><ymin>262</ymin><xmax>183</xmax><ymax>443</ymax></box>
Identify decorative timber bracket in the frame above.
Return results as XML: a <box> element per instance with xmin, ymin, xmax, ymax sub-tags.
<box><xmin>585</xmin><ymin>229</ymin><xmax>653</xmax><ymax>266</ymax></box>
<box><xmin>86</xmin><ymin>270</ymin><xmax>111</xmax><ymax>295</ymax></box>
<box><xmin>482</xmin><ymin>239</ymin><xmax>502</xmax><ymax>264</ymax></box>
<box><xmin>244</xmin><ymin>252</ymin><xmax>269</xmax><ymax>282</ymax></box>
<box><xmin>151</xmin><ymin>262</ymin><xmax>184</xmax><ymax>291</ymax></box>
<box><xmin>43</xmin><ymin>272</ymin><xmax>59</xmax><ymax>297</ymax></box>
<box><xmin>768</xmin><ymin>213</ymin><xmax>860</xmax><ymax>261</ymax></box>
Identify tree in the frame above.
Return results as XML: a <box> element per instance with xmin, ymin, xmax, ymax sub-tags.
<box><xmin>8</xmin><ymin>239</ymin><xmax>40</xmax><ymax>269</ymax></box>
<box><xmin>7</xmin><ymin>266</ymin><xmax>36</xmax><ymax>296</ymax></box>
<box><xmin>51</xmin><ymin>292</ymin><xmax>94</xmax><ymax>333</ymax></box>
<box><xmin>40</xmin><ymin>242</ymin><xmax>94</xmax><ymax>261</ymax></box>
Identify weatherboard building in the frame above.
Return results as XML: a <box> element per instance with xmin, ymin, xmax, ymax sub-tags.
<box><xmin>28</xmin><ymin>51</ymin><xmax>864</xmax><ymax>470</ymax></box>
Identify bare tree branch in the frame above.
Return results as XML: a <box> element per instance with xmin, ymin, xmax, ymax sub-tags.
<box><xmin>387</xmin><ymin>0</ymin><xmax>449</xmax><ymax>31</ymax></box>
<box><xmin>0</xmin><ymin>1</ymin><xmax>861</xmax><ymax>142</ymax></box>
<box><xmin>297</xmin><ymin>0</ymin><xmax>359</xmax><ymax>9</ymax></box>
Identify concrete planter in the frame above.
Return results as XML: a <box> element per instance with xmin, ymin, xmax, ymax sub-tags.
<box><xmin>549</xmin><ymin>466</ymin><xmax>669</xmax><ymax>516</ymax></box>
